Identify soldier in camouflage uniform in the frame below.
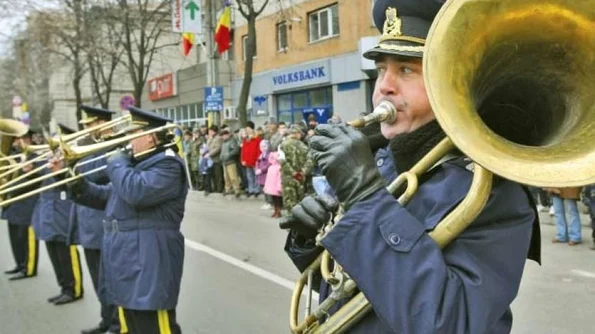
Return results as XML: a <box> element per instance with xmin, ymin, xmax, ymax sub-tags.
<box><xmin>279</xmin><ymin>125</ymin><xmax>314</xmax><ymax>214</ymax></box>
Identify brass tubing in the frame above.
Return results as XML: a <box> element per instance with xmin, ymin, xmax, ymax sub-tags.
<box><xmin>46</xmin><ymin>114</ymin><xmax>132</xmax><ymax>150</ymax></box>
<box><xmin>0</xmin><ymin>168</ymin><xmax>68</xmax><ymax>197</ymax></box>
<box><xmin>0</xmin><ymin>151</ymin><xmax>53</xmax><ymax>187</ymax></box>
<box><xmin>0</xmin><ymin>162</ymin><xmax>51</xmax><ymax>191</ymax></box>
<box><xmin>0</xmin><ymin>141</ymin><xmax>178</xmax><ymax>205</ymax></box>
<box><xmin>347</xmin><ymin>101</ymin><xmax>396</xmax><ymax>128</ymax></box>
<box><xmin>311</xmin><ymin>165</ymin><xmax>494</xmax><ymax>333</ymax></box>
<box><xmin>0</xmin><ymin>166</ymin><xmax>101</xmax><ymax>207</ymax></box>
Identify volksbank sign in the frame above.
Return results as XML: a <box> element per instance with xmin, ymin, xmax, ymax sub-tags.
<box><xmin>272</xmin><ymin>60</ymin><xmax>331</xmax><ymax>91</ymax></box>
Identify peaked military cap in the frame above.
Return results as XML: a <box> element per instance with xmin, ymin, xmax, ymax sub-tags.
<box><xmin>58</xmin><ymin>123</ymin><xmax>76</xmax><ymax>135</ymax></box>
<box><xmin>120</xmin><ymin>106</ymin><xmax>172</xmax><ymax>133</ymax></box>
<box><xmin>79</xmin><ymin>105</ymin><xmax>116</xmax><ymax>125</ymax></box>
<box><xmin>364</xmin><ymin>0</ymin><xmax>445</xmax><ymax>59</ymax></box>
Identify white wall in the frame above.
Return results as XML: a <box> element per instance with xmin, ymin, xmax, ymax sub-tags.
<box><xmin>332</xmin><ymin>83</ymin><xmax>368</xmax><ymax>122</ymax></box>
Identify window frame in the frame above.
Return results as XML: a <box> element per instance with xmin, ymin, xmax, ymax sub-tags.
<box><xmin>276</xmin><ymin>21</ymin><xmax>288</xmax><ymax>52</ymax></box>
<box><xmin>308</xmin><ymin>4</ymin><xmax>340</xmax><ymax>43</ymax></box>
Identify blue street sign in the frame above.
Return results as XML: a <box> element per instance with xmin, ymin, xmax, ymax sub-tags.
<box><xmin>204</xmin><ymin>86</ymin><xmax>224</xmax><ymax>111</ymax></box>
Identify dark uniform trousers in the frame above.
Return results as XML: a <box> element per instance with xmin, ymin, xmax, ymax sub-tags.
<box><xmin>84</xmin><ymin>248</ymin><xmax>119</xmax><ymax>330</ymax></box>
<box><xmin>45</xmin><ymin>241</ymin><xmax>83</xmax><ymax>298</ymax></box>
<box><xmin>119</xmin><ymin>308</ymin><xmax>181</xmax><ymax>334</ymax></box>
<box><xmin>7</xmin><ymin>224</ymin><xmax>39</xmax><ymax>276</ymax></box>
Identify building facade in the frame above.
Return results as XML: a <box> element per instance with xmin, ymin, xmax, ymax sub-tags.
<box><xmin>231</xmin><ymin>0</ymin><xmax>381</xmax><ymax>127</ymax></box>
<box><xmin>146</xmin><ymin>59</ymin><xmax>235</xmax><ymax>129</ymax></box>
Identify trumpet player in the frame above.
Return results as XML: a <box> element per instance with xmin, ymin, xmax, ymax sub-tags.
<box><xmin>280</xmin><ymin>0</ymin><xmax>541</xmax><ymax>333</ymax></box>
<box><xmin>2</xmin><ymin>129</ymin><xmax>40</xmax><ymax>281</ymax></box>
<box><xmin>69</xmin><ymin>105</ymin><xmax>120</xmax><ymax>334</ymax></box>
<box><xmin>50</xmin><ymin>107</ymin><xmax>188</xmax><ymax>334</ymax></box>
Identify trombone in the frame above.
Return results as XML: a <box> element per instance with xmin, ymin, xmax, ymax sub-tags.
<box><xmin>22</xmin><ymin>114</ymin><xmax>131</xmax><ymax>154</ymax></box>
<box><xmin>0</xmin><ymin>114</ymin><xmax>132</xmax><ymax>189</ymax></box>
<box><xmin>289</xmin><ymin>0</ymin><xmax>595</xmax><ymax>332</ymax></box>
<box><xmin>0</xmin><ymin>123</ymin><xmax>181</xmax><ymax>207</ymax></box>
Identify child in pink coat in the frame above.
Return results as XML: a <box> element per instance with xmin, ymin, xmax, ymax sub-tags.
<box><xmin>263</xmin><ymin>151</ymin><xmax>283</xmax><ymax>218</ymax></box>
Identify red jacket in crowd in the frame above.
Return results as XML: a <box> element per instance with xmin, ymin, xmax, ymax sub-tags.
<box><xmin>241</xmin><ymin>136</ymin><xmax>262</xmax><ymax>168</ymax></box>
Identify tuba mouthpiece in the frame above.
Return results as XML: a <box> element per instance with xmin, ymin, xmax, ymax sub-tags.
<box><xmin>347</xmin><ymin>101</ymin><xmax>397</xmax><ymax>128</ymax></box>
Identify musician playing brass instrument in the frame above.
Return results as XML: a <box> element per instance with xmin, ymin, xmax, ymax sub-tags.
<box><xmin>50</xmin><ymin>107</ymin><xmax>188</xmax><ymax>333</ymax></box>
<box><xmin>280</xmin><ymin>0</ymin><xmax>542</xmax><ymax>332</ymax></box>
<box><xmin>69</xmin><ymin>105</ymin><xmax>120</xmax><ymax>334</ymax></box>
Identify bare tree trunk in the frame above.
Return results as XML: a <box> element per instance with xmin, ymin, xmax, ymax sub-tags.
<box><xmin>237</xmin><ymin>17</ymin><xmax>257</xmax><ymax>127</ymax></box>
<box><xmin>73</xmin><ymin>44</ymin><xmax>84</xmax><ymax>128</ymax></box>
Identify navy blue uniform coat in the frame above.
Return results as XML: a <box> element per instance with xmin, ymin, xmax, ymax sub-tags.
<box><xmin>2</xmin><ymin>153</ymin><xmax>41</xmax><ymax>226</ymax></box>
<box><xmin>287</xmin><ymin>150</ymin><xmax>536</xmax><ymax>333</ymax></box>
<box><xmin>74</xmin><ymin>149</ymin><xmax>188</xmax><ymax>310</ymax></box>
<box><xmin>68</xmin><ymin>152</ymin><xmax>109</xmax><ymax>248</ymax></box>
<box><xmin>32</xmin><ymin>170</ymin><xmax>74</xmax><ymax>242</ymax></box>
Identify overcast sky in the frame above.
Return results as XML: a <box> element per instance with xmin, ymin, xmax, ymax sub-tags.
<box><xmin>0</xmin><ymin>0</ymin><xmax>61</xmax><ymax>56</ymax></box>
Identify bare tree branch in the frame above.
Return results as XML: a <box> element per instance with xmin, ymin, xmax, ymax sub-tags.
<box><xmin>255</xmin><ymin>0</ymin><xmax>270</xmax><ymax>16</ymax></box>
<box><xmin>117</xmin><ymin>0</ymin><xmax>170</xmax><ymax>107</ymax></box>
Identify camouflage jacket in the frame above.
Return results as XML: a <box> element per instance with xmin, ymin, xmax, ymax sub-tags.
<box><xmin>280</xmin><ymin>137</ymin><xmax>313</xmax><ymax>181</ymax></box>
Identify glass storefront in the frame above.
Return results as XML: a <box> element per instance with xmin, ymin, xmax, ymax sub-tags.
<box><xmin>275</xmin><ymin>86</ymin><xmax>333</xmax><ymax>125</ymax></box>
<box><xmin>154</xmin><ymin>102</ymin><xmax>207</xmax><ymax>129</ymax></box>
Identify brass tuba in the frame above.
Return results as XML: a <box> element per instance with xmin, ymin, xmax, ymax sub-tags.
<box><xmin>289</xmin><ymin>0</ymin><xmax>595</xmax><ymax>332</ymax></box>
<box><xmin>0</xmin><ymin>119</ymin><xmax>30</xmax><ymax>184</ymax></box>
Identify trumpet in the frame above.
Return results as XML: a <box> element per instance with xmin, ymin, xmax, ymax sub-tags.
<box><xmin>0</xmin><ymin>123</ymin><xmax>181</xmax><ymax>206</ymax></box>
<box><xmin>289</xmin><ymin>0</ymin><xmax>595</xmax><ymax>332</ymax></box>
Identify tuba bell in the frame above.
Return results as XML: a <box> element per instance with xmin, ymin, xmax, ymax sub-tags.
<box><xmin>0</xmin><ymin>118</ymin><xmax>30</xmax><ymax>184</ymax></box>
<box><xmin>289</xmin><ymin>0</ymin><xmax>595</xmax><ymax>332</ymax></box>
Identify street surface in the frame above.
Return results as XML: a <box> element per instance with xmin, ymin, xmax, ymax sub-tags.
<box><xmin>0</xmin><ymin>191</ymin><xmax>594</xmax><ymax>334</ymax></box>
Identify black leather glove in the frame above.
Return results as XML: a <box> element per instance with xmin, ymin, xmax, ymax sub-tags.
<box><xmin>279</xmin><ymin>194</ymin><xmax>339</xmax><ymax>238</ymax></box>
<box><xmin>308</xmin><ymin>124</ymin><xmax>385</xmax><ymax>211</ymax></box>
<box><xmin>66</xmin><ymin>176</ymin><xmax>86</xmax><ymax>199</ymax></box>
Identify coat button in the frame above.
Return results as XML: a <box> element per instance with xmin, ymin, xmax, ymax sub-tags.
<box><xmin>376</xmin><ymin>158</ymin><xmax>384</xmax><ymax>167</ymax></box>
<box><xmin>388</xmin><ymin>233</ymin><xmax>401</xmax><ymax>245</ymax></box>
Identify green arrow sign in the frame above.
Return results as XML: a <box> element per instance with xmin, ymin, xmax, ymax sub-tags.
<box><xmin>185</xmin><ymin>1</ymin><xmax>200</xmax><ymax>20</ymax></box>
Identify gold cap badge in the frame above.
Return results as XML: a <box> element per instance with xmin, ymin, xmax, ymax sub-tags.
<box><xmin>383</xmin><ymin>7</ymin><xmax>402</xmax><ymax>38</ymax></box>
<box><xmin>379</xmin><ymin>7</ymin><xmax>426</xmax><ymax>45</ymax></box>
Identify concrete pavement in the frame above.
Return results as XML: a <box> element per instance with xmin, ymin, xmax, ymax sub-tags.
<box><xmin>0</xmin><ymin>191</ymin><xmax>593</xmax><ymax>333</ymax></box>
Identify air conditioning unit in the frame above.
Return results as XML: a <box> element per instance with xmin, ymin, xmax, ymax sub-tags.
<box><xmin>224</xmin><ymin>106</ymin><xmax>237</xmax><ymax>119</ymax></box>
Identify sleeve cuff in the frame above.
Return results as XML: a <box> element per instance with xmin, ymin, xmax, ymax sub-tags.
<box><xmin>107</xmin><ymin>155</ymin><xmax>131</xmax><ymax>176</ymax></box>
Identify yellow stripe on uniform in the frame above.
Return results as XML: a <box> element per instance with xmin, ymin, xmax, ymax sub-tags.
<box><xmin>118</xmin><ymin>307</ymin><xmax>129</xmax><ymax>333</ymax></box>
<box><xmin>69</xmin><ymin>245</ymin><xmax>82</xmax><ymax>298</ymax></box>
<box><xmin>158</xmin><ymin>310</ymin><xmax>172</xmax><ymax>334</ymax></box>
<box><xmin>26</xmin><ymin>226</ymin><xmax>36</xmax><ymax>276</ymax></box>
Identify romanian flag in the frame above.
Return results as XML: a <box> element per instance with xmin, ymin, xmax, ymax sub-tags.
<box><xmin>182</xmin><ymin>33</ymin><xmax>194</xmax><ymax>56</ymax></box>
<box><xmin>214</xmin><ymin>6</ymin><xmax>231</xmax><ymax>54</ymax></box>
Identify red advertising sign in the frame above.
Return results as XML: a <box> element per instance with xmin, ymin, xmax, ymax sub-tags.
<box><xmin>148</xmin><ymin>73</ymin><xmax>176</xmax><ymax>101</ymax></box>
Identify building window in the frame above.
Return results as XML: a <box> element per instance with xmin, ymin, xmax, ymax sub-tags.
<box><xmin>309</xmin><ymin>4</ymin><xmax>339</xmax><ymax>42</ymax></box>
<box><xmin>242</xmin><ymin>34</ymin><xmax>257</xmax><ymax>60</ymax></box>
<box><xmin>276</xmin><ymin>87</ymin><xmax>333</xmax><ymax>124</ymax></box>
<box><xmin>277</xmin><ymin>21</ymin><xmax>288</xmax><ymax>51</ymax></box>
